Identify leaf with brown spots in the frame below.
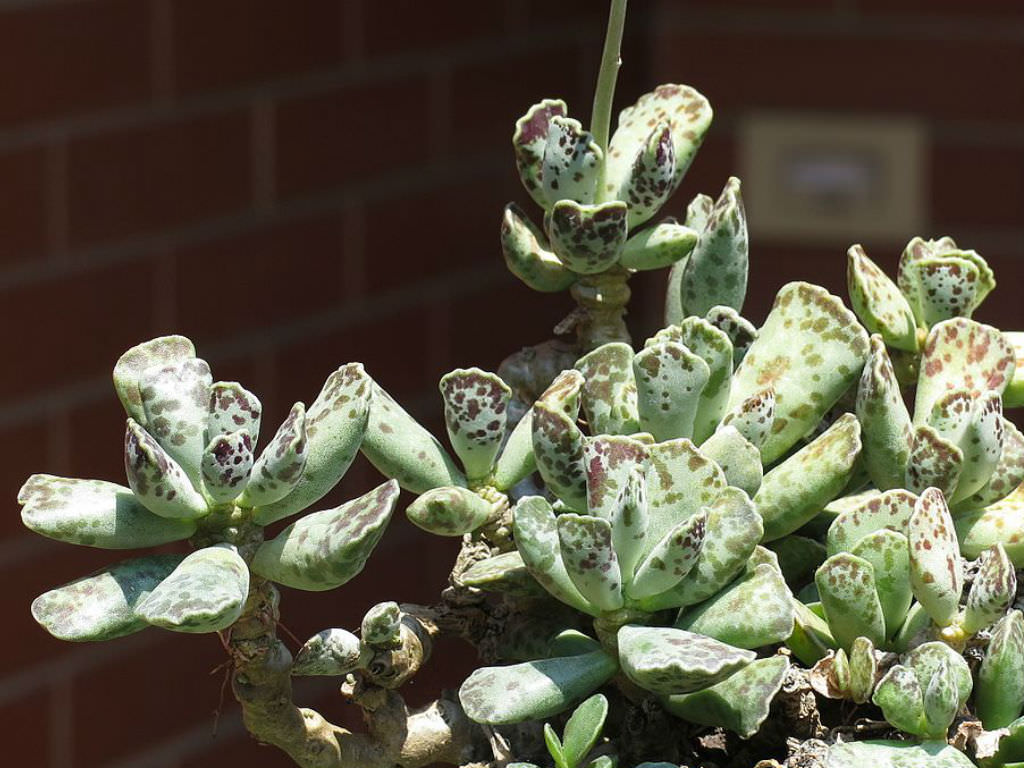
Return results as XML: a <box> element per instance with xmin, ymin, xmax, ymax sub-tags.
<box><xmin>904</xmin><ymin>425</ymin><xmax>963</xmax><ymax>497</ymax></box>
<box><xmin>815</xmin><ymin>552</ymin><xmax>886</xmax><ymax>651</ymax></box>
<box><xmin>541</xmin><ymin>115</ymin><xmax>602</xmax><ymax>207</ymax></box>
<box><xmin>962</xmin><ymin>543</ymin><xmax>1015</xmax><ymax>635</ymax></box>
<box><xmin>1002</xmin><ymin>331</ymin><xmax>1024</xmax><ymax>408</ymax></box>
<box><xmin>907</xmin><ymin>488</ymin><xmax>962</xmax><ymax>627</ymax></box>
<box><xmin>406</xmin><ymin>485</ymin><xmax>495</xmax><ymax>536</ymax></box>
<box><xmin>200</xmin><ymin>429</ymin><xmax>254</xmax><ymax>504</ymax></box>
<box><xmin>826</xmin><ymin>488</ymin><xmax>917</xmax><ymax>557</ymax></box>
<box><xmin>545</xmin><ymin>199</ymin><xmax>628</xmax><ymax>275</ymax></box>
<box><xmin>975</xmin><ymin>609</ymin><xmax>1024</xmax><ymax>729</ymax></box>
<box><xmin>957</xmin><ymin>417</ymin><xmax>1024</xmax><ymax>512</ymax></box>
<box><xmin>440</xmin><ymin>368</ymin><xmax>511</xmax><ymax>481</ymax></box>
<box><xmin>704</xmin><ymin>305</ymin><xmax>757</xmax><ymax>367</ymax></box>
<box><xmin>459</xmin><ymin>551</ymin><xmax>546</xmax><ymax>599</ymax></box>
<box><xmin>123</xmin><ymin>419</ymin><xmax>208</xmax><ymax>520</ymax></box>
<box><xmin>850</xmin><ymin>529</ymin><xmax>912</xmax><ymax>641</ymax></box>
<box><xmin>956</xmin><ymin>482</ymin><xmax>1024</xmax><ymax>565</ymax></box>
<box><xmin>633</xmin><ymin>342</ymin><xmax>709</xmax><ymax>442</ymax></box>
<box><xmin>139</xmin><ymin>357</ymin><xmax>213</xmax><ymax>486</ymax></box>
<box><xmin>627</xmin><ymin>511</ymin><xmax>706</xmax><ymax>601</ymax></box>
<box><xmin>664</xmin><ymin>192</ymin><xmax>713</xmax><ymax>326</ymax></box>
<box><xmin>607</xmin><ymin>466</ymin><xmax>649</xmax><ymax>581</ymax></box>
<box><xmin>361</xmin><ymin>601</ymin><xmax>402</xmax><ymax>647</ymax></box>
<box><xmin>611</xmin><ymin>122</ymin><xmax>677</xmax><ymax>229</ymax></box>
<box><xmin>619</xmin><ymin>218</ymin><xmax>697</xmax><ymax>271</ymax></box>
<box><xmin>847</xmin><ymin>245</ymin><xmax>918</xmax><ymax>352</ymax></box>
<box><xmin>698</xmin><ymin>426</ymin><xmax>762</xmax><ymax>496</ymax></box>
<box><xmin>719</xmin><ymin>388</ymin><xmax>775</xmax><ymax>449</ymax></box>
<box><xmin>583</xmin><ymin>434</ymin><xmax>648</xmax><ymax>520</ymax></box>
<box><xmin>241</xmin><ymin>402</ymin><xmax>307</xmax><ymax>508</ymax></box>
<box><xmin>292</xmin><ymin>627</ymin><xmax>369</xmax><ymax>677</ymax></box>
<box><xmin>207</xmin><ymin>381</ymin><xmax>262</xmax><ymax>445</ymax></box>
<box><xmin>856</xmin><ymin>336</ymin><xmax>912</xmax><ymax>490</ymax></box>
<box><xmin>251</xmin><ymin>479</ymin><xmax>399</xmax><ymax>591</ymax></box>
<box><xmin>513</xmin><ymin>98</ymin><xmax>568</xmax><ymax>209</ymax></box>
<box><xmin>113</xmin><ymin>335</ymin><xmax>196</xmax><ymax>425</ymax></box>
<box><xmin>950</xmin><ymin>392</ymin><xmax>1004</xmax><ymax>504</ymax></box>
<box><xmin>532</xmin><ymin>401</ymin><xmax>588</xmax><ymax>511</ymax></box>
<box><xmin>501</xmin><ymin>203</ymin><xmax>575</xmax><ymax>292</ymax></box>
<box><xmin>575</xmin><ymin>343</ymin><xmax>639</xmax><ymax>435</ymax></box>
<box><xmin>898</xmin><ymin>237</ymin><xmax>995</xmax><ymax>325</ymax></box>
<box><xmin>556</xmin><ymin>513</ymin><xmax>623</xmax><ymax>612</ymax></box>
<box><xmin>873</xmin><ymin>641</ymin><xmax>971</xmax><ymax>739</ymax></box>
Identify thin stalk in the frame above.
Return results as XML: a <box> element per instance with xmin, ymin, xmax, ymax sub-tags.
<box><xmin>591</xmin><ymin>0</ymin><xmax>629</xmax><ymax>188</ymax></box>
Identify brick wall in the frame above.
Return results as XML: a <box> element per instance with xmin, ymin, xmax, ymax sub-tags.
<box><xmin>1</xmin><ymin>1</ymin><xmax>1021</xmax><ymax>766</ymax></box>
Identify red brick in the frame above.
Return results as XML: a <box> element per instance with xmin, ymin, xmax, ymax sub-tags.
<box><xmin>932</xmin><ymin>143</ymin><xmax>1024</xmax><ymax>231</ymax></box>
<box><xmin>652</xmin><ymin>29</ymin><xmax>1024</xmax><ymax>122</ymax></box>
<box><xmin>0</xmin><ymin>689</ymin><xmax>49</xmax><ymax>764</ymax></box>
<box><xmin>0</xmin><ymin>0</ymin><xmax>149</xmax><ymax>128</ymax></box>
<box><xmin>171</xmin><ymin>0</ymin><xmax>345</xmax><ymax>96</ymax></box>
<box><xmin>65</xmin><ymin>397</ymin><xmax>131</xmax><ymax>484</ymax></box>
<box><xmin>173</xmin><ymin>212</ymin><xmax>347</xmax><ymax>342</ymax></box>
<box><xmin>0</xmin><ymin>420</ymin><xmax>49</xmax><ymax>541</ymax></box>
<box><xmin>0</xmin><ymin>147</ymin><xmax>47</xmax><ymax>267</ymax></box>
<box><xmin>275</xmin><ymin>77</ymin><xmax>432</xmax><ymax>201</ymax></box>
<box><xmin>0</xmin><ymin>259</ymin><xmax>158</xmax><ymax>402</ymax></box>
<box><xmin>361</xmin><ymin>1</ymin><xmax>511</xmax><ymax>57</ymax></box>
<box><xmin>67</xmin><ymin>110</ymin><xmax>251</xmax><ymax>247</ymax></box>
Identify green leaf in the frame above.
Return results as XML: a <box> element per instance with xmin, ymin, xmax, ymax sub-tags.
<box><xmin>546</xmin><ymin>200</ymin><xmax>628</xmax><ymax>275</ymax></box>
<box><xmin>19</xmin><ymin>474</ymin><xmax>196</xmax><ymax>549</ymax></box>
<box><xmin>958</xmin><ymin>418</ymin><xmax>1024</xmax><ymax>511</ymax></box>
<box><xmin>907</xmin><ymin>256</ymin><xmax>983</xmax><ymax>326</ymax></box>
<box><xmin>662</xmin><ymin>655</ymin><xmax>789</xmax><ymax>739</ymax></box>
<box><xmin>542</xmin><ymin>116</ymin><xmax>602</xmax><ymax>206</ymax></box>
<box><xmin>31</xmin><ymin>554</ymin><xmax>183</xmax><ymax>641</ymax></box>
<box><xmin>872</xmin><ymin>663</ymin><xmax>927</xmax><ymax>736</ymax></box>
<box><xmin>756</xmin><ymin>414</ymin><xmax>862</xmax><ymax>542</ymax></box>
<box><xmin>513</xmin><ymin>496</ymin><xmax>596</xmax><ymax>615</ymax></box>
<box><xmin>957</xmin><ymin>483</ymin><xmax>1024</xmax><ymax>564</ymax></box>
<box><xmin>561</xmin><ymin>694</ymin><xmax>608</xmax><ymax>768</ymax></box>
<box><xmin>501</xmin><ymin>203</ymin><xmax>575</xmax><ymax>292</ymax></box>
<box><xmin>698</xmin><ymin>426</ymin><xmax>762</xmax><ymax>496</ymax></box>
<box><xmin>826</xmin><ymin>488</ymin><xmax>917</xmax><ymax>556</ymax></box>
<box><xmin>361</xmin><ymin>601</ymin><xmax>402</xmax><ymax>646</ymax></box>
<box><xmin>545</xmin><ymin>723</ymin><xmax>566</xmax><ymax>768</ymax></box>
<box><xmin>113</xmin><ymin>335</ymin><xmax>196</xmax><ymax>425</ymax></box>
<box><xmin>513</xmin><ymin>99</ymin><xmax>568</xmax><ymax>209</ymax></box>
<box><xmin>848</xmin><ymin>636</ymin><xmax>879</xmax><ymax>704</ymax></box>
<box><xmin>975</xmin><ymin>610</ymin><xmax>1024</xmax><ymax>729</ymax></box>
<box><xmin>255</xmin><ymin>364</ymin><xmax>374</xmax><ymax>524</ymax></box>
<box><xmin>459</xmin><ymin>650</ymin><xmax>617</xmax><ymax>724</ymax></box>
<box><xmin>924</xmin><ymin>389</ymin><xmax>974</xmax><ymax>448</ymax></box>
<box><xmin>240</xmin><ymin>402</ymin><xmax>307</xmax><ymax>508</ymax></box>
<box><xmin>619</xmin><ymin>219</ymin><xmax>697</xmax><ymax>271</ymax></box>
<box><xmin>816</xmin><ymin>553</ymin><xmax>886</xmax><ymax>651</ymax></box>
<box><xmin>492</xmin><ymin>409</ymin><xmax>537</xmax><ymax>491</ymax></box>
<box><xmin>728</xmin><ymin>282</ymin><xmax>869</xmax><ymax>464</ymax></box>
<box><xmin>850</xmin><ymin>529</ymin><xmax>912</xmax><ymax>641</ymax></box>
<box><xmin>1004</xmin><ymin>331</ymin><xmax>1024</xmax><ymax>408</ymax></box>
<box><xmin>962</xmin><ymin>543</ymin><xmax>1016</xmax><ymax>634</ymax></box>
<box><xmin>607</xmin><ymin>466</ymin><xmax>649</xmax><ymax>580</ymax></box>
<box><xmin>460</xmin><ymin>551</ymin><xmax>546</xmax><ymax>598</ymax></box>
<box><xmin>200</xmin><ymin>429</ymin><xmax>253</xmax><ymax>504</ymax></box>
<box><xmin>292</xmin><ymin>627</ymin><xmax>369</xmax><ymax>676</ymax></box>
<box><xmin>358</xmin><ymin>380</ymin><xmax>464</xmax><ymax>496</ymax></box>
<box><xmin>826</xmin><ymin>740</ymin><xmax>976</xmax><ymax>768</ymax></box>
<box><xmin>856</xmin><ymin>335</ymin><xmax>912</xmax><ymax>489</ymax></box>
<box><xmin>873</xmin><ymin>642</ymin><xmax>971</xmax><ymax>739</ymax></box>
<box><xmin>207</xmin><ymin>381</ymin><xmax>262</xmax><ymax>444</ymax></box>
<box><xmin>440</xmin><ymin>368</ymin><xmax>511</xmax><ymax>481</ymax></box>
<box><xmin>675</xmin><ymin>563</ymin><xmax>794</xmax><ymax>648</ymax></box>
<box><xmin>406</xmin><ymin>486</ymin><xmax>495</xmax><ymax>536</ymax></box>
<box><xmin>533</xmin><ymin>401</ymin><xmax>588</xmax><ymax>510</ymax></box>
<box><xmin>576</xmin><ymin>343</ymin><xmax>640</xmax><ymax>435</ymax></box>
<box><xmin>898</xmin><ymin>237</ymin><xmax>995</xmax><ymax>323</ymax></box>
<box><xmin>611</xmin><ymin>122</ymin><xmax>676</xmax><ymax>228</ymax></box>
<box><xmin>953</xmin><ymin>392</ymin><xmax>1004</xmax><ymax>503</ymax></box>
<box><xmin>633</xmin><ymin>342</ymin><xmax>709</xmax><ymax>442</ymax></box>
<box><xmin>134</xmin><ymin>544</ymin><xmax>249</xmax><ymax>633</ymax></box>
<box><xmin>124</xmin><ymin>419</ymin><xmax>208</xmax><ymax>519</ymax></box>
<box><xmin>557</xmin><ymin>514</ymin><xmax>623</xmax><ymax>612</ymax></box>
<box><xmin>719</xmin><ymin>388</ymin><xmax>775</xmax><ymax>449</ymax></box>
<box><xmin>904</xmin><ymin>425</ymin><xmax>963</xmax><ymax>498</ymax></box>
<box><xmin>705</xmin><ymin>305</ymin><xmax>757</xmax><ymax>367</ymax></box>
<box><xmin>847</xmin><ymin>245</ymin><xmax>918</xmax><ymax>352</ymax></box>
<box><xmin>786</xmin><ymin>599</ymin><xmax>837</xmax><ymax>665</ymax></box>
<box><xmin>908</xmin><ymin>488</ymin><xmax>962</xmax><ymax>627</ymax></box>
<box><xmin>676</xmin><ymin>177</ymin><xmax>748</xmax><ymax>318</ymax></box>
<box><xmin>139</xmin><ymin>357</ymin><xmax>212</xmax><ymax>485</ymax></box>
<box><xmin>767</xmin><ymin>535</ymin><xmax>826</xmax><ymax>588</ymax></box>
<box><xmin>583</xmin><ymin>435</ymin><xmax>649</xmax><ymax>521</ymax></box>
<box><xmin>617</xmin><ymin>624</ymin><xmax>754</xmax><ymax>695</ymax></box>
<box><xmin>251</xmin><ymin>480</ymin><xmax>399</xmax><ymax>591</ymax></box>
<box><xmin>627</xmin><ymin>511</ymin><xmax>706</xmax><ymax>601</ymax></box>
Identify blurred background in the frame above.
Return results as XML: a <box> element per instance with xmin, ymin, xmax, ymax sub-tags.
<box><xmin>1</xmin><ymin>0</ymin><xmax>1021</xmax><ymax>765</ymax></box>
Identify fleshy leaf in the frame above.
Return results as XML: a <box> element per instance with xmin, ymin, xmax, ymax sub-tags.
<box><xmin>539</xmin><ymin>368</ymin><xmax>585</xmax><ymax>417</ymax></box>
<box><xmin>533</xmin><ymin>401</ymin><xmax>588</xmax><ymax>511</ymax></box>
<box><xmin>250</xmin><ymin>480</ymin><xmax>399</xmax><ymax>591</ymax></box>
<box><xmin>719</xmin><ymin>388</ymin><xmax>775</xmax><ymax>449</ymax></box>
<box><xmin>767</xmin><ymin>535</ymin><xmax>827</xmax><ymax>588</ymax></box>
<box><xmin>607</xmin><ymin>467</ymin><xmax>649</xmax><ymax>580</ymax></box>
<box><xmin>617</xmin><ymin>624</ymin><xmax>754</xmax><ymax>695</ymax></box>
<box><xmin>134</xmin><ymin>544</ymin><xmax>248</xmax><ymax>633</ymax></box>
<box><xmin>873</xmin><ymin>642</ymin><xmax>971</xmax><ymax>739</ymax></box>
<box><xmin>31</xmin><ymin>554</ymin><xmax>183</xmax><ymax>641</ymax></box>
<box><xmin>241</xmin><ymin>403</ymin><xmax>307</xmax><ymax>508</ymax></box>
<box><xmin>561</xmin><ymin>693</ymin><xmax>608</xmax><ymax>768</ymax></box>
<box><xmin>440</xmin><ymin>368</ymin><xmax>511</xmax><ymax>481</ymax></box>
<box><xmin>557</xmin><ymin>514</ymin><xmax>623</xmax><ymax>612</ymax></box>
<box><xmin>208</xmin><ymin>382</ymin><xmax>262</xmax><ymax>444</ymax></box>
<box><xmin>627</xmin><ymin>511</ymin><xmax>706</xmax><ymax>601</ymax></box>
<box><xmin>513</xmin><ymin>496</ymin><xmax>595</xmax><ymax>615</ymax></box>
<box><xmin>705</xmin><ymin>305</ymin><xmax>757</xmax><ymax>367</ymax></box>
<box><xmin>292</xmin><ymin>628</ymin><xmax>369</xmax><ymax>676</ymax></box>
<box><xmin>362</xmin><ymin>601</ymin><xmax>402</xmax><ymax>646</ymax></box>
<box><xmin>459</xmin><ymin>650</ymin><xmax>617</xmax><ymax>724</ymax></box>
<box><xmin>576</xmin><ymin>343</ymin><xmax>640</xmax><ymax>435</ymax></box>
<box><xmin>406</xmin><ymin>486</ymin><xmax>495</xmax><ymax>536</ymax></box>
<box><xmin>583</xmin><ymin>435</ymin><xmax>648</xmax><ymax>521</ymax></box>
<box><xmin>856</xmin><ymin>336</ymin><xmax>912</xmax><ymax>489</ymax></box>
<box><xmin>256</xmin><ymin>365</ymin><xmax>374</xmax><ymax>524</ymax></box>
<box><xmin>786</xmin><ymin>600</ymin><xmax>837</xmax><ymax>666</ymax></box>
<box><xmin>542</xmin><ymin>116</ymin><xmax>602</xmax><ymax>206</ymax></box>
<box><xmin>975</xmin><ymin>610</ymin><xmax>1024</xmax><ymax>729</ymax></box>
<box><xmin>492</xmin><ymin>409</ymin><xmax>536</xmax><ymax>491</ymax></box>
<box><xmin>952</xmin><ymin>392</ymin><xmax>1004</xmax><ymax>503</ymax></box>
<box><xmin>546</xmin><ymin>199</ymin><xmax>628</xmax><ymax>275</ymax></box>
<box><xmin>124</xmin><ymin>419</ymin><xmax>208</xmax><ymax>519</ymax></box>
<box><xmin>675</xmin><ymin>563</ymin><xmax>793</xmax><ymax>648</ymax></box>
<box><xmin>460</xmin><ymin>551</ymin><xmax>546</xmax><ymax>598</ymax></box>
<box><xmin>513</xmin><ymin>98</ymin><xmax>568</xmax><ymax>208</ymax></box>
<box><xmin>816</xmin><ymin>552</ymin><xmax>886</xmax><ymax>651</ymax></box>
<box><xmin>676</xmin><ymin>177</ymin><xmax>748</xmax><ymax>318</ymax></box>
<box><xmin>662</xmin><ymin>655</ymin><xmax>789</xmax><ymax>739</ymax></box>
<box><xmin>613</xmin><ymin>123</ymin><xmax>676</xmax><ymax>228</ymax></box>
<box><xmin>200</xmin><ymin>429</ymin><xmax>253</xmax><ymax>504</ymax></box>
<box><xmin>847</xmin><ymin>245</ymin><xmax>918</xmax><ymax>351</ymax></box>
<box><xmin>727</xmin><ymin>282</ymin><xmax>870</xmax><ymax>464</ymax></box>
<box><xmin>925</xmin><ymin>390</ymin><xmax>974</xmax><ymax>448</ymax></box>
<box><xmin>909</xmin><ymin>256</ymin><xmax>982</xmax><ymax>326</ymax></box>
<box><xmin>848</xmin><ymin>636</ymin><xmax>879</xmax><ymax>704</ymax></box>
<box><xmin>19</xmin><ymin>474</ymin><xmax>196</xmax><ymax>548</ymax></box>
<box><xmin>358</xmin><ymin>380</ymin><xmax>464</xmax><ymax>496</ymax></box>
<box><xmin>908</xmin><ymin>488</ymin><xmax>962</xmax><ymax>627</ymax></box>
<box><xmin>633</xmin><ymin>342</ymin><xmax>709</xmax><ymax>442</ymax></box>
<box><xmin>904</xmin><ymin>425</ymin><xmax>963</xmax><ymax>497</ymax></box>
<box><xmin>962</xmin><ymin>543</ymin><xmax>1016</xmax><ymax>634</ymax></box>
<box><xmin>850</xmin><ymin>529</ymin><xmax>912</xmax><ymax>641</ymax></box>
<box><xmin>1004</xmin><ymin>331</ymin><xmax>1024</xmax><ymax>408</ymax></box>
<box><xmin>826</xmin><ymin>488</ymin><xmax>917</xmax><ymax>555</ymax></box>
<box><xmin>826</xmin><ymin>740</ymin><xmax>976</xmax><ymax>768</ymax></box>
<box><xmin>139</xmin><ymin>357</ymin><xmax>212</xmax><ymax>485</ymax></box>
<box><xmin>501</xmin><ymin>203</ymin><xmax>575</xmax><ymax>292</ymax></box>
<box><xmin>619</xmin><ymin>219</ymin><xmax>697</xmax><ymax>271</ymax></box>
<box><xmin>957</xmin><ymin>483</ymin><xmax>1024</xmax><ymax>564</ymax></box>
<box><xmin>755</xmin><ymin>414</ymin><xmax>862</xmax><ymax>542</ymax></box>
<box><xmin>113</xmin><ymin>335</ymin><xmax>196</xmax><ymax>425</ymax></box>
<box><xmin>698</xmin><ymin>426</ymin><xmax>762</xmax><ymax>496</ymax></box>
<box><xmin>959</xmin><ymin>418</ymin><xmax>1024</xmax><ymax>511</ymax></box>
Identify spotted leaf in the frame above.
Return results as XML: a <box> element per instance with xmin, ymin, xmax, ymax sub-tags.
<box><xmin>826</xmin><ymin>741</ymin><xmax>976</xmax><ymax>768</ymax></box>
<box><xmin>662</xmin><ymin>655</ymin><xmax>789</xmax><ymax>739</ymax></box>
<box><xmin>513</xmin><ymin>98</ymin><xmax>568</xmax><ymax>209</ymax></box>
<box><xmin>705</xmin><ymin>305</ymin><xmax>757</xmax><ymax>366</ymax></box>
<box><xmin>826</xmin><ymin>488</ymin><xmax>917</xmax><ymax>556</ymax></box>
<box><xmin>583</xmin><ymin>434</ymin><xmax>648</xmax><ymax>520</ymax></box>
<box><xmin>617</xmin><ymin>624</ymin><xmax>754</xmax><ymax>695</ymax></box>
<box><xmin>113</xmin><ymin>335</ymin><xmax>196</xmax><ymax>425</ymax></box>
<box><xmin>957</xmin><ymin>418</ymin><xmax>1024</xmax><ymax>511</ymax></box>
<box><xmin>975</xmin><ymin>609</ymin><xmax>1024</xmax><ymax>729</ymax></box>
<box><xmin>31</xmin><ymin>554</ymin><xmax>183</xmax><ymax>641</ymax></box>
<box><xmin>361</xmin><ymin>601</ymin><xmax>402</xmax><ymax>647</ymax></box>
<box><xmin>556</xmin><ymin>514</ymin><xmax>623</xmax><ymax>612</ymax></box>
<box><xmin>633</xmin><ymin>342</ymin><xmax>709</xmax><ymax>442</ymax></box>
<box><xmin>501</xmin><ymin>203</ymin><xmax>575</xmax><ymax>292</ymax></box>
<box><xmin>575</xmin><ymin>343</ymin><xmax>639</xmax><ymax>435</ymax></box>
<box><xmin>134</xmin><ymin>544</ymin><xmax>249</xmax><ymax>633</ymax></box>
<box><xmin>850</xmin><ymin>529</ymin><xmax>912</xmax><ymax>641</ymax></box>
<box><xmin>665</xmin><ymin>193</ymin><xmax>713</xmax><ymax>327</ymax></box>
<box><xmin>459</xmin><ymin>649</ymin><xmax>617</xmax><ymax>725</ymax></box>
<box><xmin>904</xmin><ymin>425</ymin><xmax>963</xmax><ymax>498</ymax></box>
<box><xmin>856</xmin><ymin>336</ymin><xmax>912</xmax><ymax>489</ymax></box>
<box><xmin>124</xmin><ymin>419</ymin><xmax>208</xmax><ymax>519</ymax></box>
<box><xmin>358</xmin><ymin>380</ymin><xmax>464</xmax><ymax>497</ymax></box>
<box><xmin>816</xmin><ymin>553</ymin><xmax>886</xmax><ymax>651</ymax></box>
<box><xmin>19</xmin><ymin>474</ymin><xmax>195</xmax><ymax>549</ymax></box>
<box><xmin>619</xmin><ymin>219</ymin><xmax>697</xmax><ymax>271</ymax></box>
<box><xmin>545</xmin><ymin>199</ymin><xmax>628</xmax><ymax>275</ymax></box>
<box><xmin>539</xmin><ymin>368</ymin><xmax>586</xmax><ymax>418</ymax></box>
<box><xmin>728</xmin><ymin>282</ymin><xmax>870</xmax><ymax>464</ymax></box>
<box><xmin>898</xmin><ymin>237</ymin><xmax>995</xmax><ymax>322</ymax></box>
<box><xmin>460</xmin><ymin>551</ymin><xmax>546</xmax><ymax>598</ymax></box>
<box><xmin>627</xmin><ymin>511</ymin><xmax>706</xmax><ymax>601</ymax></box>
<box><xmin>607</xmin><ymin>467</ymin><xmax>649</xmax><ymax>580</ymax></box>
<box><xmin>200</xmin><ymin>429</ymin><xmax>253</xmax><ymax>504</ymax></box>
<box><xmin>755</xmin><ymin>414</ymin><xmax>862</xmax><ymax>542</ymax></box>
<box><xmin>915</xmin><ymin>257</ymin><xmax>984</xmax><ymax>326</ymax></box>
<box><xmin>532</xmin><ymin>401</ymin><xmax>588</xmax><ymax>511</ymax></box>
<box><xmin>251</xmin><ymin>480</ymin><xmax>399</xmax><ymax>591</ymax></box>
<box><xmin>512</xmin><ymin>496</ymin><xmax>595</xmax><ymax>615</ymax></box>
<box><xmin>256</xmin><ymin>364</ymin><xmax>373</xmax><ymax>524</ymax></box>
<box><xmin>873</xmin><ymin>642</ymin><xmax>971</xmax><ymax>739</ymax></box>
<box><xmin>962</xmin><ymin>543</ymin><xmax>1016</xmax><ymax>635</ymax></box>
<box><xmin>1003</xmin><ymin>330</ymin><xmax>1024</xmax><ymax>408</ymax></box>
<box><xmin>613</xmin><ymin>122</ymin><xmax>676</xmax><ymax>228</ymax></box>
<box><xmin>440</xmin><ymin>368</ymin><xmax>511</xmax><ymax>481</ymax></box>
<box><xmin>139</xmin><ymin>357</ymin><xmax>212</xmax><ymax>484</ymax></box>
<box><xmin>719</xmin><ymin>388</ymin><xmax>775</xmax><ymax>449</ymax></box>
<box><xmin>847</xmin><ymin>245</ymin><xmax>918</xmax><ymax>351</ymax></box>
<box><xmin>956</xmin><ymin>483</ymin><xmax>1024</xmax><ymax>564</ymax></box>
<box><xmin>908</xmin><ymin>488</ymin><xmax>962</xmax><ymax>627</ymax></box>
<box><xmin>241</xmin><ymin>403</ymin><xmax>307</xmax><ymax>508</ymax></box>
<box><xmin>406</xmin><ymin>485</ymin><xmax>495</xmax><ymax>536</ymax></box>
<box><xmin>207</xmin><ymin>381</ymin><xmax>262</xmax><ymax>444</ymax></box>
<box><xmin>698</xmin><ymin>426</ymin><xmax>762</xmax><ymax>496</ymax></box>
<box><xmin>952</xmin><ymin>392</ymin><xmax>1004</xmax><ymax>504</ymax></box>
<box><xmin>492</xmin><ymin>410</ymin><xmax>536</xmax><ymax>492</ymax></box>
<box><xmin>675</xmin><ymin>563</ymin><xmax>794</xmax><ymax>649</ymax></box>
<box><xmin>786</xmin><ymin>600</ymin><xmax>838</xmax><ymax>666</ymax></box>
<box><xmin>292</xmin><ymin>628</ymin><xmax>369</xmax><ymax>677</ymax></box>
<box><xmin>541</xmin><ymin>116</ymin><xmax>602</xmax><ymax>206</ymax></box>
